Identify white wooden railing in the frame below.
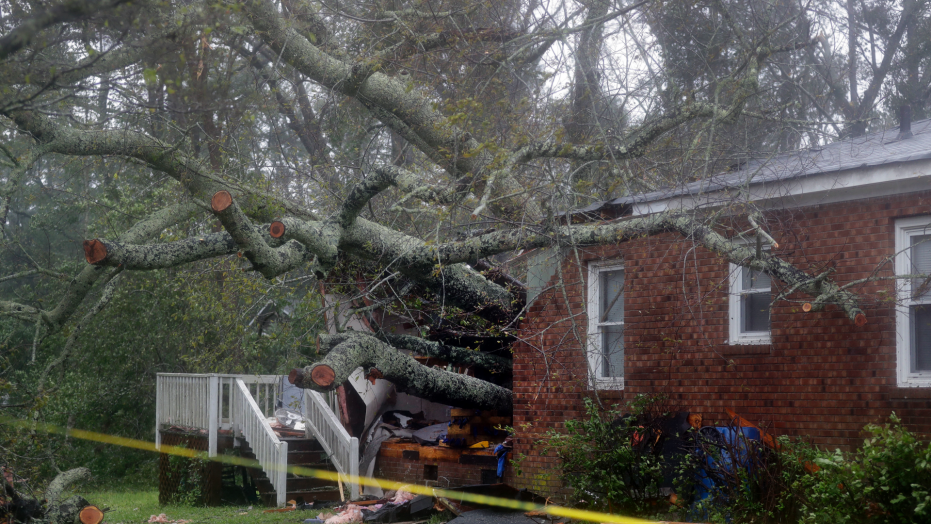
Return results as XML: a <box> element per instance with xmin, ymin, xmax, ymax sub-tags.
<box><xmin>155</xmin><ymin>374</ymin><xmax>219</xmax><ymax>455</ymax></box>
<box><xmin>217</xmin><ymin>374</ymin><xmax>280</xmax><ymax>426</ymax></box>
<box><xmin>155</xmin><ymin>374</ymin><xmax>281</xmax><ymax>456</ymax></box>
<box><xmin>303</xmin><ymin>389</ymin><xmax>360</xmax><ymax>499</ymax></box>
<box><xmin>232</xmin><ymin>378</ymin><xmax>288</xmax><ymax>506</ymax></box>
<box><xmin>155</xmin><ymin>373</ymin><xmax>359</xmax><ymax>505</ymax></box>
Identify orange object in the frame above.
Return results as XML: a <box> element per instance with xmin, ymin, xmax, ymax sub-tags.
<box><xmin>688</xmin><ymin>413</ymin><xmax>703</xmax><ymax>429</ymax></box>
<box><xmin>79</xmin><ymin>506</ymin><xmax>104</xmax><ymax>524</ymax></box>
<box><xmin>725</xmin><ymin>408</ymin><xmax>779</xmax><ymax>450</ymax></box>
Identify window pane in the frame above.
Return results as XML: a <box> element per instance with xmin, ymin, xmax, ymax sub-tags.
<box><xmin>601</xmin><ymin>325</ymin><xmax>624</xmax><ymax>378</ymax></box>
<box><xmin>741</xmin><ymin>268</ymin><xmax>771</xmax><ymax>290</ymax></box>
<box><xmin>742</xmin><ymin>292</ymin><xmax>771</xmax><ymax>333</ymax></box>
<box><xmin>910</xmin><ymin>305</ymin><xmax>931</xmax><ymax>372</ymax></box>
<box><xmin>600</xmin><ymin>269</ymin><xmax>624</xmax><ymax>323</ymax></box>
<box><xmin>911</xmin><ymin>235</ymin><xmax>931</xmax><ymax>298</ymax></box>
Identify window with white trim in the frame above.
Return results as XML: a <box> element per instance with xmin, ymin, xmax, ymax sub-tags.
<box><xmin>895</xmin><ymin>216</ymin><xmax>931</xmax><ymax>387</ymax></box>
<box><xmin>587</xmin><ymin>262</ymin><xmax>624</xmax><ymax>389</ymax></box>
<box><xmin>729</xmin><ymin>249</ymin><xmax>772</xmax><ymax>345</ymax></box>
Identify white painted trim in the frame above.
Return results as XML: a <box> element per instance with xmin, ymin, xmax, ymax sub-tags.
<box><xmin>587</xmin><ymin>261</ymin><xmax>625</xmax><ymax>390</ymax></box>
<box><xmin>631</xmin><ymin>159</ymin><xmax>931</xmax><ymax>216</ymax></box>
<box><xmin>728</xmin><ymin>243</ymin><xmax>772</xmax><ymax>345</ymax></box>
<box><xmin>894</xmin><ymin>216</ymin><xmax>931</xmax><ymax>387</ymax></box>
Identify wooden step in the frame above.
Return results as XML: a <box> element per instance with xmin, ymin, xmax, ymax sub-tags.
<box><xmin>288</xmin><ymin>450</ymin><xmax>327</xmax><ymax>464</ymax></box>
<box><xmin>238</xmin><ymin>436</ymin><xmax>339</xmax><ymax>507</ymax></box>
<box><xmin>279</xmin><ymin>437</ymin><xmax>323</xmax><ymax>452</ymax></box>
<box><xmin>287</xmin><ymin>477</ymin><xmax>339</xmax><ymax>491</ymax></box>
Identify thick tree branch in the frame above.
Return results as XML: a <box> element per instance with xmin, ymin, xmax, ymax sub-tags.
<box><xmin>425</xmin><ymin>212</ymin><xmax>866</xmax><ymax>323</ymax></box>
<box><xmin>82</xmin><ymin>231</ymin><xmax>239</xmax><ymax>269</ymax></box>
<box><xmin>44</xmin><ymin>467</ymin><xmax>91</xmax><ymax>510</ymax></box>
<box><xmin>318</xmin><ymin>332</ymin><xmax>511</xmax><ymax>373</ymax></box>
<box><xmin>7</xmin><ymin>109</ymin><xmax>316</xmax><ymax>223</ymax></box>
<box><xmin>277</xmin><ymin>217</ymin><xmax>518</xmax><ymax>322</ymax></box>
<box><xmin>210</xmin><ymin>191</ymin><xmax>311</xmax><ymax>278</ymax></box>
<box><xmin>292</xmin><ymin>333</ymin><xmax>512</xmax><ymax>412</ymax></box>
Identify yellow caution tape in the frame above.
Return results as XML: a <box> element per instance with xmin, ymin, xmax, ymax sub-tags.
<box><xmin>0</xmin><ymin>416</ymin><xmax>654</xmax><ymax>524</ymax></box>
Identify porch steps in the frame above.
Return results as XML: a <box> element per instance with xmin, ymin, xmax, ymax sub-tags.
<box><xmin>241</xmin><ymin>436</ymin><xmax>343</xmax><ymax>505</ymax></box>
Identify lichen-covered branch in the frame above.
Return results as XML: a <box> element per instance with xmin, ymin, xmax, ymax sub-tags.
<box><xmin>318</xmin><ymin>332</ymin><xmax>511</xmax><ymax>373</ymax></box>
<box><xmin>44</xmin><ymin>467</ymin><xmax>91</xmax><ymax>510</ymax></box>
<box><xmin>269</xmin><ymin>216</ymin><xmax>518</xmax><ymax>322</ymax></box>
<box><xmin>210</xmin><ymin>191</ymin><xmax>311</xmax><ymax>278</ymax></box>
<box><xmin>424</xmin><ymin>212</ymin><xmax>867</xmax><ymax>323</ymax></box>
<box><xmin>82</xmin><ymin>232</ymin><xmax>238</xmax><ymax>270</ymax></box>
<box><xmin>293</xmin><ymin>333</ymin><xmax>512</xmax><ymax>412</ymax></box>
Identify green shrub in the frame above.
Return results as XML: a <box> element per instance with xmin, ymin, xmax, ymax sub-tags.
<box><xmin>795</xmin><ymin>413</ymin><xmax>931</xmax><ymax>524</ymax></box>
<box><xmin>541</xmin><ymin>395</ymin><xmax>667</xmax><ymax>515</ymax></box>
<box><xmin>541</xmin><ymin>399</ymin><xmax>931</xmax><ymax>524</ymax></box>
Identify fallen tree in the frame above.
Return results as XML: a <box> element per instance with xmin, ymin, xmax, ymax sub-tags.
<box><xmin>0</xmin><ymin>0</ymin><xmax>883</xmax><ymax>414</ymax></box>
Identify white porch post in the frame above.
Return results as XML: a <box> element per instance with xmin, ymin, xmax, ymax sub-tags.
<box><xmin>208</xmin><ymin>374</ymin><xmax>219</xmax><ymax>458</ymax></box>
<box><xmin>349</xmin><ymin>436</ymin><xmax>360</xmax><ymax>500</ymax></box>
<box><xmin>277</xmin><ymin>441</ymin><xmax>288</xmax><ymax>507</ymax></box>
<box><xmin>155</xmin><ymin>374</ymin><xmax>162</xmax><ymax>450</ymax></box>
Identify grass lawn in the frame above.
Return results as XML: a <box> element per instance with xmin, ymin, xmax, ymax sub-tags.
<box><xmin>83</xmin><ymin>491</ymin><xmax>327</xmax><ymax>524</ymax></box>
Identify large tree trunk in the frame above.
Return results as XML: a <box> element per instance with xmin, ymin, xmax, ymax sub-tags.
<box><xmin>319</xmin><ymin>333</ymin><xmax>512</xmax><ymax>373</ymax></box>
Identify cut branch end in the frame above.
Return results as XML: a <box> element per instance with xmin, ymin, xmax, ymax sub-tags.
<box><xmin>83</xmin><ymin>240</ymin><xmax>107</xmax><ymax>265</ymax></box>
<box><xmin>802</xmin><ymin>303</ymin><xmax>812</xmax><ymax>312</ymax></box>
<box><xmin>79</xmin><ymin>505</ymin><xmax>105</xmax><ymax>524</ymax></box>
<box><xmin>211</xmin><ymin>190</ymin><xmax>233</xmax><ymax>212</ymax></box>
<box><xmin>855</xmin><ymin>313</ymin><xmax>867</xmax><ymax>326</ymax></box>
<box><xmin>311</xmin><ymin>365</ymin><xmax>336</xmax><ymax>387</ymax></box>
<box><xmin>269</xmin><ymin>221</ymin><xmax>286</xmax><ymax>238</ymax></box>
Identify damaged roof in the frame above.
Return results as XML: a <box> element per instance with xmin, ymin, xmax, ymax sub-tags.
<box><xmin>575</xmin><ymin>117</ymin><xmax>931</xmax><ymax>216</ymax></box>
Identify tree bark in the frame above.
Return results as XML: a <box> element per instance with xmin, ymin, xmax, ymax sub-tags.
<box><xmin>318</xmin><ymin>332</ymin><xmax>511</xmax><ymax>373</ymax></box>
<box><xmin>295</xmin><ymin>333</ymin><xmax>512</xmax><ymax>412</ymax></box>
<box><xmin>45</xmin><ymin>468</ymin><xmax>91</xmax><ymax>520</ymax></box>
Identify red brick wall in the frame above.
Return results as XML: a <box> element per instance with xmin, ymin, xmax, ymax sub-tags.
<box><xmin>509</xmin><ymin>190</ymin><xmax>931</xmax><ymax>497</ymax></box>
<box><xmin>374</xmin><ymin>443</ymin><xmax>498</xmax><ymax>489</ymax></box>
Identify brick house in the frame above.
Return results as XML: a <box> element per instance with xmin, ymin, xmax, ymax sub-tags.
<box><xmin>508</xmin><ymin>117</ymin><xmax>931</xmax><ymax>495</ymax></box>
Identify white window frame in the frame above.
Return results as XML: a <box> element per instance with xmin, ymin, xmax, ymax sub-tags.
<box><xmin>894</xmin><ymin>216</ymin><xmax>931</xmax><ymax>387</ymax></box>
<box><xmin>587</xmin><ymin>261</ymin><xmax>625</xmax><ymax>390</ymax></box>
<box><xmin>728</xmin><ymin>244</ymin><xmax>772</xmax><ymax>345</ymax></box>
